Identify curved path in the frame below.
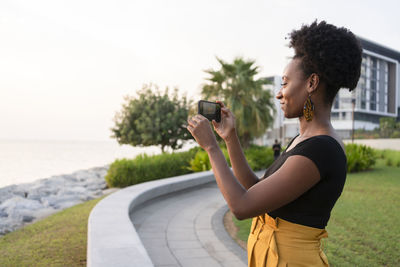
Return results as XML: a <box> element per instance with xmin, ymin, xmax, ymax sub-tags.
<box><xmin>130</xmin><ymin>181</ymin><xmax>247</xmax><ymax>267</ymax></box>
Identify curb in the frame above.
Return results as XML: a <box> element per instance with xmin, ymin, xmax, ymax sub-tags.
<box><xmin>212</xmin><ymin>205</ymin><xmax>247</xmax><ymax>264</ymax></box>
<box><xmin>87</xmin><ymin>171</ymin><xmax>215</xmax><ymax>267</ymax></box>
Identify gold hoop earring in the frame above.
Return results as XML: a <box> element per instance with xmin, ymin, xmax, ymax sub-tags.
<box><xmin>303</xmin><ymin>95</ymin><xmax>314</xmax><ymax>122</ymax></box>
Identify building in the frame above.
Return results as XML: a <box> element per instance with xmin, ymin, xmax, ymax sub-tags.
<box><xmin>256</xmin><ymin>37</ymin><xmax>400</xmax><ymax>146</ymax></box>
<box><xmin>332</xmin><ymin>37</ymin><xmax>400</xmax><ymax>138</ymax></box>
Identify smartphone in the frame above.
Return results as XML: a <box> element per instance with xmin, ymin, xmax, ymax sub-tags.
<box><xmin>198</xmin><ymin>100</ymin><xmax>221</xmax><ymax>122</ymax></box>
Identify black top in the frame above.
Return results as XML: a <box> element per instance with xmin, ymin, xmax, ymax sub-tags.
<box><xmin>261</xmin><ymin>134</ymin><xmax>347</xmax><ymax>229</ymax></box>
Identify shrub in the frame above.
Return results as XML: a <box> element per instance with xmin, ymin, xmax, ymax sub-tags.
<box><xmin>105</xmin><ymin>150</ymin><xmax>195</xmax><ymax>188</ymax></box>
<box><xmin>386</xmin><ymin>158</ymin><xmax>393</xmax><ymax>167</ymax></box>
<box><xmin>244</xmin><ymin>145</ymin><xmax>274</xmax><ymax>171</ymax></box>
<box><xmin>391</xmin><ymin>131</ymin><xmax>400</xmax><ymax>138</ymax></box>
<box><xmin>186</xmin><ymin>146</ymin><xmax>203</xmax><ymax>159</ymax></box>
<box><xmin>189</xmin><ymin>150</ymin><xmax>211</xmax><ymax>172</ymax></box>
<box><xmin>189</xmin><ymin>147</ymin><xmax>231</xmax><ymax>172</ymax></box>
<box><xmin>345</xmin><ymin>144</ymin><xmax>376</xmax><ymax>172</ymax></box>
<box><xmin>188</xmin><ymin>145</ymin><xmax>274</xmax><ymax>172</ymax></box>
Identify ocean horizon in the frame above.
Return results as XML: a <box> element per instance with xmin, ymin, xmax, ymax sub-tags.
<box><xmin>0</xmin><ymin>139</ymin><xmax>197</xmax><ymax>189</ymax></box>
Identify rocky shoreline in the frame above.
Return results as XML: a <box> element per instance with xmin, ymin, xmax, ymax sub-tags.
<box><xmin>0</xmin><ymin>165</ymin><xmax>112</xmax><ymax>236</ymax></box>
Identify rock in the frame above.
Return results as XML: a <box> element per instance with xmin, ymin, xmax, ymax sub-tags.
<box><xmin>27</xmin><ymin>193</ymin><xmax>43</xmax><ymax>201</ymax></box>
<box><xmin>41</xmin><ymin>176</ymin><xmax>67</xmax><ymax>189</ymax></box>
<box><xmin>33</xmin><ymin>207</ymin><xmax>57</xmax><ymax>220</ymax></box>
<box><xmin>0</xmin><ymin>196</ymin><xmax>44</xmax><ymax>213</ymax></box>
<box><xmin>73</xmin><ymin>170</ymin><xmax>94</xmax><ymax>182</ymax></box>
<box><xmin>85</xmin><ymin>180</ymin><xmax>107</xmax><ymax>191</ymax></box>
<box><xmin>62</xmin><ymin>175</ymin><xmax>79</xmax><ymax>183</ymax></box>
<box><xmin>0</xmin><ymin>210</ymin><xmax>8</xmax><ymax>218</ymax></box>
<box><xmin>41</xmin><ymin>195</ymin><xmax>77</xmax><ymax>208</ymax></box>
<box><xmin>57</xmin><ymin>186</ymin><xmax>88</xmax><ymax>196</ymax></box>
<box><xmin>91</xmin><ymin>189</ymin><xmax>104</xmax><ymax>196</ymax></box>
<box><xmin>1</xmin><ymin>197</ymin><xmax>45</xmax><ymax>224</ymax></box>
<box><xmin>54</xmin><ymin>200</ymin><xmax>82</xmax><ymax>210</ymax></box>
<box><xmin>22</xmin><ymin>215</ymin><xmax>35</xmax><ymax>222</ymax></box>
<box><xmin>27</xmin><ymin>182</ymin><xmax>59</xmax><ymax>198</ymax></box>
<box><xmin>0</xmin><ymin>218</ymin><xmax>20</xmax><ymax>236</ymax></box>
<box><xmin>25</xmin><ymin>184</ymin><xmax>55</xmax><ymax>201</ymax></box>
<box><xmin>57</xmin><ymin>186</ymin><xmax>99</xmax><ymax>203</ymax></box>
<box><xmin>0</xmin><ymin>164</ymin><xmax>109</xmax><ymax>236</ymax></box>
<box><xmin>0</xmin><ymin>184</ymin><xmax>18</xmax><ymax>204</ymax></box>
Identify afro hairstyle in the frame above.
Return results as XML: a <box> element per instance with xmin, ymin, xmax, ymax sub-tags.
<box><xmin>288</xmin><ymin>20</ymin><xmax>362</xmax><ymax>103</ymax></box>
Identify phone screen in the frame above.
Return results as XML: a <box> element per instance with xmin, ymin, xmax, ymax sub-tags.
<box><xmin>198</xmin><ymin>100</ymin><xmax>221</xmax><ymax>122</ymax></box>
<box><xmin>202</xmin><ymin>102</ymin><xmax>217</xmax><ymax>115</ymax></box>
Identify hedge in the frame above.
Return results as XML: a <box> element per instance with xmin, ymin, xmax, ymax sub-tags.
<box><xmin>189</xmin><ymin>147</ymin><xmax>231</xmax><ymax>172</ymax></box>
<box><xmin>106</xmin><ymin>143</ymin><xmax>378</xmax><ymax>188</ymax></box>
<box><xmin>106</xmin><ymin>145</ymin><xmax>274</xmax><ymax>188</ymax></box>
<box><xmin>244</xmin><ymin>144</ymin><xmax>274</xmax><ymax>171</ymax></box>
<box><xmin>345</xmin><ymin>143</ymin><xmax>376</xmax><ymax>173</ymax></box>
<box><xmin>105</xmin><ymin>147</ymin><xmax>199</xmax><ymax>188</ymax></box>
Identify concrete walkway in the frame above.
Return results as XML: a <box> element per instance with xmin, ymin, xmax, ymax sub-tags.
<box><xmin>343</xmin><ymin>138</ymin><xmax>400</xmax><ymax>150</ymax></box>
<box><xmin>130</xmin><ymin>181</ymin><xmax>247</xmax><ymax>267</ymax></box>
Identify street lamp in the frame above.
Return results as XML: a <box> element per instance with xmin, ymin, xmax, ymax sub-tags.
<box><xmin>351</xmin><ymin>98</ymin><xmax>356</xmax><ymax>143</ymax></box>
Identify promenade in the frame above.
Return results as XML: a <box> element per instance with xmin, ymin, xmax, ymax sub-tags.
<box><xmin>343</xmin><ymin>138</ymin><xmax>400</xmax><ymax>150</ymax></box>
<box><xmin>130</xmin><ymin>181</ymin><xmax>247</xmax><ymax>267</ymax></box>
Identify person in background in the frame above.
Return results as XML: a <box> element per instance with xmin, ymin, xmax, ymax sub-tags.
<box><xmin>272</xmin><ymin>139</ymin><xmax>281</xmax><ymax>160</ymax></box>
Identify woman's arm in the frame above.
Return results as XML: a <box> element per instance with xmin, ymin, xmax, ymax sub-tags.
<box><xmin>224</xmin><ymin>132</ymin><xmax>259</xmax><ymax>189</ymax></box>
<box><xmin>212</xmin><ymin>101</ymin><xmax>259</xmax><ymax>189</ymax></box>
<box><xmin>187</xmin><ymin>114</ymin><xmax>321</xmax><ymax>220</ymax></box>
<box><xmin>207</xmin><ymin>146</ymin><xmax>321</xmax><ymax>220</ymax></box>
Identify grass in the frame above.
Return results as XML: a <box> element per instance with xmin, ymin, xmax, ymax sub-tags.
<box><xmin>232</xmin><ymin>217</ymin><xmax>252</xmax><ymax>242</ymax></box>
<box><xmin>233</xmin><ymin>158</ymin><xmax>400</xmax><ymax>267</ymax></box>
<box><xmin>374</xmin><ymin>148</ymin><xmax>400</xmax><ymax>167</ymax></box>
<box><xmin>0</xmin><ymin>195</ymin><xmax>107</xmax><ymax>267</ymax></box>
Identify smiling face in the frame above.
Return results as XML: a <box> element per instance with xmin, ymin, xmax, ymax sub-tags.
<box><xmin>276</xmin><ymin>58</ymin><xmax>310</xmax><ymax>119</ymax></box>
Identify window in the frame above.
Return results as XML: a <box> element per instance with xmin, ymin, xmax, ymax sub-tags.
<box><xmin>331</xmin><ymin>112</ymin><xmax>339</xmax><ymax>119</ymax></box>
<box><xmin>360</xmin><ymin>55</ymin><xmax>389</xmax><ymax>113</ymax></box>
<box><xmin>333</xmin><ymin>95</ymin><xmax>339</xmax><ymax>109</ymax></box>
<box><xmin>370</xmin><ymin>79</ymin><xmax>377</xmax><ymax>111</ymax></box>
<box><xmin>335</xmin><ymin>53</ymin><xmax>391</xmax><ymax>115</ymax></box>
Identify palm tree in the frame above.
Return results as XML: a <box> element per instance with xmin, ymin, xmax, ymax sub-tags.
<box><xmin>201</xmin><ymin>57</ymin><xmax>275</xmax><ymax>148</ymax></box>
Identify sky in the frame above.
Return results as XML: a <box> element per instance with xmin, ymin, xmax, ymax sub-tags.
<box><xmin>1</xmin><ymin>0</ymin><xmax>399</xmax><ymax>141</ymax></box>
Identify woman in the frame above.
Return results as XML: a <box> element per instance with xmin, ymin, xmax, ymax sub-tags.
<box><xmin>187</xmin><ymin>20</ymin><xmax>362</xmax><ymax>266</ymax></box>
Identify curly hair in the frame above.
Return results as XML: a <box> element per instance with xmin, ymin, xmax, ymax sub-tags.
<box><xmin>288</xmin><ymin>20</ymin><xmax>362</xmax><ymax>103</ymax></box>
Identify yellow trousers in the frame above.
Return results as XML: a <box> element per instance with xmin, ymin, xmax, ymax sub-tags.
<box><xmin>247</xmin><ymin>213</ymin><xmax>330</xmax><ymax>267</ymax></box>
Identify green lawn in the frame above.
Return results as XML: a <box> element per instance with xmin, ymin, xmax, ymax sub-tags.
<box><xmin>0</xmin><ymin>195</ymin><xmax>107</xmax><ymax>267</ymax></box>
<box><xmin>233</xmin><ymin>159</ymin><xmax>400</xmax><ymax>267</ymax></box>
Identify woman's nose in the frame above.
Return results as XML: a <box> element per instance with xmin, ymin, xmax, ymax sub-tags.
<box><xmin>276</xmin><ymin>89</ymin><xmax>282</xmax><ymax>99</ymax></box>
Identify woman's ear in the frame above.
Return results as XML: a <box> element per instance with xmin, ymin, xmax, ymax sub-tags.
<box><xmin>308</xmin><ymin>73</ymin><xmax>320</xmax><ymax>94</ymax></box>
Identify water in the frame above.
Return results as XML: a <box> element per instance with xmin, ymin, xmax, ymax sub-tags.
<box><xmin>0</xmin><ymin>139</ymin><xmax>197</xmax><ymax>188</ymax></box>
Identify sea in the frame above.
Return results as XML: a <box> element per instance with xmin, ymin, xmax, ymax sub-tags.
<box><xmin>0</xmin><ymin>139</ymin><xmax>197</xmax><ymax>189</ymax></box>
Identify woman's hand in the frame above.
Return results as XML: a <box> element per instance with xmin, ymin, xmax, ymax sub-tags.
<box><xmin>212</xmin><ymin>101</ymin><xmax>237</xmax><ymax>142</ymax></box>
<box><xmin>187</xmin><ymin>114</ymin><xmax>219</xmax><ymax>152</ymax></box>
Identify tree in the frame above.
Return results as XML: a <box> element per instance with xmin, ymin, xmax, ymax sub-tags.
<box><xmin>201</xmin><ymin>57</ymin><xmax>275</xmax><ymax>148</ymax></box>
<box><xmin>111</xmin><ymin>84</ymin><xmax>192</xmax><ymax>153</ymax></box>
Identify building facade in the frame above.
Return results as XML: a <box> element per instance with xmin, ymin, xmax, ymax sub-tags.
<box><xmin>332</xmin><ymin>37</ymin><xmax>400</xmax><ymax>138</ymax></box>
<box><xmin>256</xmin><ymin>37</ymin><xmax>400</xmax><ymax>146</ymax></box>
